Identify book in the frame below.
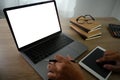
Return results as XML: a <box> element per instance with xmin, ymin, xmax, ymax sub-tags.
<box><xmin>70</xmin><ymin>18</ymin><xmax>102</xmax><ymax>33</ymax></box>
<box><xmin>70</xmin><ymin>24</ymin><xmax>102</xmax><ymax>40</ymax></box>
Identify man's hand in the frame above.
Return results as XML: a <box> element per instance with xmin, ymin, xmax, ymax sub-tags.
<box><xmin>96</xmin><ymin>50</ymin><xmax>120</xmax><ymax>72</ymax></box>
<box><xmin>47</xmin><ymin>55</ymin><xmax>84</xmax><ymax>80</ymax></box>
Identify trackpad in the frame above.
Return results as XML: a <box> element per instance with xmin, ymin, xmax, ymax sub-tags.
<box><xmin>53</xmin><ymin>41</ymin><xmax>87</xmax><ymax>59</ymax></box>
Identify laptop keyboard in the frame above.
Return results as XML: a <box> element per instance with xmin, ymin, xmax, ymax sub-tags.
<box><xmin>24</xmin><ymin>34</ymin><xmax>73</xmax><ymax>64</ymax></box>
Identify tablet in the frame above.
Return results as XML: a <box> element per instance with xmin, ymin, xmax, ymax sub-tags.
<box><xmin>79</xmin><ymin>46</ymin><xmax>112</xmax><ymax>80</ymax></box>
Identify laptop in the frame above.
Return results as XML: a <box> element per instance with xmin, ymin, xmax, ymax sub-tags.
<box><xmin>3</xmin><ymin>0</ymin><xmax>87</xmax><ymax>80</ymax></box>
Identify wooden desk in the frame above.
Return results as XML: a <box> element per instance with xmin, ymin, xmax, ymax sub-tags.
<box><xmin>0</xmin><ymin>17</ymin><xmax>120</xmax><ymax>80</ymax></box>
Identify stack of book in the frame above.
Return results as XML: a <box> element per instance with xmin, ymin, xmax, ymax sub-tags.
<box><xmin>70</xmin><ymin>18</ymin><xmax>102</xmax><ymax>40</ymax></box>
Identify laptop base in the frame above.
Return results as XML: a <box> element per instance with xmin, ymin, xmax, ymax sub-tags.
<box><xmin>21</xmin><ymin>40</ymin><xmax>87</xmax><ymax>80</ymax></box>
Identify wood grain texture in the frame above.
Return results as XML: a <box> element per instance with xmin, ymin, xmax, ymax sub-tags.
<box><xmin>0</xmin><ymin>17</ymin><xmax>120</xmax><ymax>80</ymax></box>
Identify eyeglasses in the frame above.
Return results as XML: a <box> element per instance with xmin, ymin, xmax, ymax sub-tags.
<box><xmin>76</xmin><ymin>15</ymin><xmax>95</xmax><ymax>24</ymax></box>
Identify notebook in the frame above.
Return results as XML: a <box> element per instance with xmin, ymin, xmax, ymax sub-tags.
<box><xmin>70</xmin><ymin>24</ymin><xmax>102</xmax><ymax>40</ymax></box>
<box><xmin>3</xmin><ymin>0</ymin><xmax>87</xmax><ymax>80</ymax></box>
<box><xmin>70</xmin><ymin>18</ymin><xmax>101</xmax><ymax>33</ymax></box>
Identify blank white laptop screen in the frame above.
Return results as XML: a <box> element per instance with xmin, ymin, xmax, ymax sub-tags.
<box><xmin>6</xmin><ymin>2</ymin><xmax>61</xmax><ymax>48</ymax></box>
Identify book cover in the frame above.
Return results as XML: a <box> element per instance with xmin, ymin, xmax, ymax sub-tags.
<box><xmin>70</xmin><ymin>18</ymin><xmax>101</xmax><ymax>33</ymax></box>
<box><xmin>70</xmin><ymin>24</ymin><xmax>102</xmax><ymax>40</ymax></box>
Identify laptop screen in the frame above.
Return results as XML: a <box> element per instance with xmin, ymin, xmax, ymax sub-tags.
<box><xmin>5</xmin><ymin>1</ymin><xmax>61</xmax><ymax>48</ymax></box>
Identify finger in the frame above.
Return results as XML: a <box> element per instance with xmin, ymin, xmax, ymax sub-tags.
<box><xmin>104</xmin><ymin>64</ymin><xmax>120</xmax><ymax>71</ymax></box>
<box><xmin>47</xmin><ymin>72</ymin><xmax>56</xmax><ymax>80</ymax></box>
<box><xmin>47</xmin><ymin>62</ymin><xmax>56</xmax><ymax>72</ymax></box>
<box><xmin>96</xmin><ymin>55</ymin><xmax>117</xmax><ymax>62</ymax></box>
<box><xmin>96</xmin><ymin>51</ymin><xmax>113</xmax><ymax>62</ymax></box>
<box><xmin>105</xmin><ymin>56</ymin><xmax>113</xmax><ymax>61</ymax></box>
<box><xmin>49</xmin><ymin>62</ymin><xmax>55</xmax><ymax>65</ymax></box>
<box><xmin>55</xmin><ymin>54</ymin><xmax>67</xmax><ymax>62</ymax></box>
<box><xmin>96</xmin><ymin>57</ymin><xmax>106</xmax><ymax>62</ymax></box>
<box><xmin>104</xmin><ymin>51</ymin><xmax>115</xmax><ymax>56</ymax></box>
<box><xmin>47</xmin><ymin>63</ymin><xmax>57</xmax><ymax>79</ymax></box>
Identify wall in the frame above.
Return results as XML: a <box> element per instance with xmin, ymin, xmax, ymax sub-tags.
<box><xmin>19</xmin><ymin>0</ymin><xmax>120</xmax><ymax>20</ymax></box>
<box><xmin>0</xmin><ymin>0</ymin><xmax>120</xmax><ymax>20</ymax></box>
<box><xmin>0</xmin><ymin>0</ymin><xmax>5</xmax><ymax>18</ymax></box>
<box><xmin>55</xmin><ymin>0</ymin><xmax>117</xmax><ymax>18</ymax></box>
<box><xmin>3</xmin><ymin>0</ymin><xmax>19</xmax><ymax>8</ymax></box>
<box><xmin>54</xmin><ymin>0</ymin><xmax>118</xmax><ymax>24</ymax></box>
<box><xmin>0</xmin><ymin>0</ymin><xmax>4</xmax><ymax>9</ymax></box>
<box><xmin>74</xmin><ymin>0</ymin><xmax>116</xmax><ymax>17</ymax></box>
<box><xmin>19</xmin><ymin>0</ymin><xmax>49</xmax><ymax>5</ymax></box>
<box><xmin>55</xmin><ymin>0</ymin><xmax>77</xmax><ymax>18</ymax></box>
<box><xmin>0</xmin><ymin>0</ymin><xmax>19</xmax><ymax>18</ymax></box>
<box><xmin>111</xmin><ymin>0</ymin><xmax>120</xmax><ymax>20</ymax></box>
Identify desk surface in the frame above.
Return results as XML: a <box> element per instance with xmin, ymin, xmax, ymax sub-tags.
<box><xmin>0</xmin><ymin>17</ymin><xmax>120</xmax><ymax>80</ymax></box>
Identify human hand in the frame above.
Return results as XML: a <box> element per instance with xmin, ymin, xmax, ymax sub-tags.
<box><xmin>47</xmin><ymin>55</ymin><xmax>84</xmax><ymax>80</ymax></box>
<box><xmin>96</xmin><ymin>50</ymin><xmax>120</xmax><ymax>72</ymax></box>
